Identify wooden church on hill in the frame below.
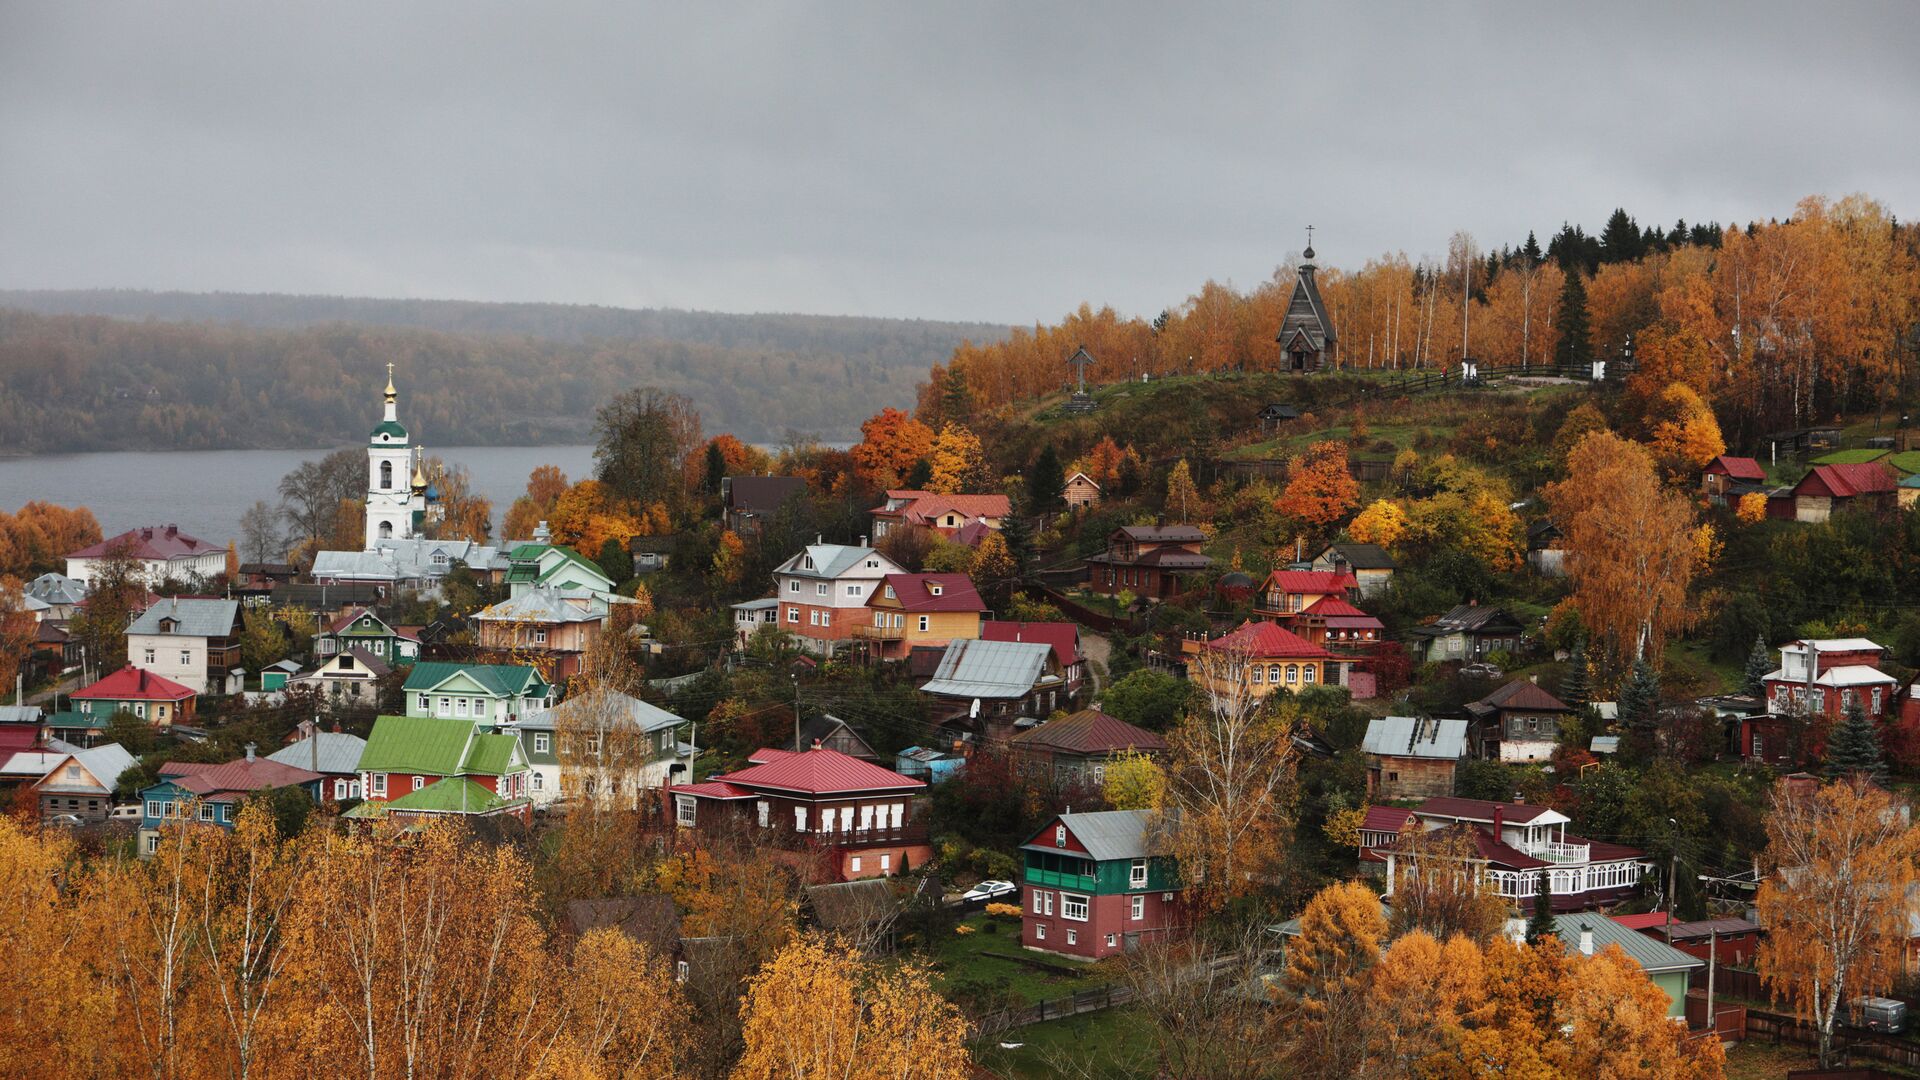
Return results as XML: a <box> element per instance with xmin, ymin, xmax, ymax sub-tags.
<box><xmin>1278</xmin><ymin>234</ymin><xmax>1336</xmax><ymax>372</ymax></box>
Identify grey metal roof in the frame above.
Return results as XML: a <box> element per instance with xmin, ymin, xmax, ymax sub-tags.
<box><xmin>475</xmin><ymin>585</ymin><xmax>604</xmax><ymax>624</ymax></box>
<box><xmin>517</xmin><ymin>690</ymin><xmax>683</xmax><ymax>735</ymax></box>
<box><xmin>127</xmin><ymin>597</ymin><xmax>240</xmax><ymax>638</ymax></box>
<box><xmin>38</xmin><ymin>741</ymin><xmax>135</xmax><ymax>795</ymax></box>
<box><xmin>919</xmin><ymin>638</ymin><xmax>1052</xmax><ymax>700</ymax></box>
<box><xmin>26</xmin><ymin>573</ymin><xmax>87</xmax><ymax>606</ymax></box>
<box><xmin>1361</xmin><ymin>716</ymin><xmax>1467</xmax><ymax>760</ymax></box>
<box><xmin>310</xmin><ymin>539</ymin><xmax>499</xmax><ymax>583</ymax></box>
<box><xmin>1553</xmin><ymin>914</ymin><xmax>1702</xmax><ymax>974</ymax></box>
<box><xmin>775</xmin><ymin>543</ymin><xmax>895</xmax><ymax>581</ymax></box>
<box><xmin>0</xmin><ymin>705</ymin><xmax>41</xmax><ymax>724</ymax></box>
<box><xmin>1020</xmin><ymin>809</ymin><xmax>1161</xmax><ymax>863</ymax></box>
<box><xmin>267</xmin><ymin>732</ymin><xmax>369</xmax><ymax>776</ymax></box>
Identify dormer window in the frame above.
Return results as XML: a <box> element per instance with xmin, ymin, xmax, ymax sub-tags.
<box><xmin>803</xmin><ymin>557</ymin><xmax>815</xmax><ymax>570</ymax></box>
<box><xmin>1055</xmin><ymin>825</ymin><xmax>1067</xmax><ymax>847</ymax></box>
<box><xmin>929</xmin><ymin>584</ymin><xmax>943</xmax><ymax>596</ymax></box>
<box><xmin>432</xmin><ymin>552</ymin><xmax>449</xmax><ymax>567</ymax></box>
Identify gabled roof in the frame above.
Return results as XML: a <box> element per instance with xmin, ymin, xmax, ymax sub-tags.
<box><xmin>1796</xmin><ymin>462</ymin><xmax>1896</xmax><ymax>499</ymax></box>
<box><xmin>919</xmin><ymin>638</ymin><xmax>1055</xmax><ymax>699</ymax></box>
<box><xmin>357</xmin><ymin>716</ymin><xmax>477</xmax><ymax>774</ymax></box>
<box><xmin>25</xmin><ymin>573</ymin><xmax>87</xmax><ymax>606</ymax></box>
<box><xmin>1204</xmin><ymin>621</ymin><xmax>1331</xmax><ymax>659</ymax></box>
<box><xmin>35</xmin><ymin>743</ymin><xmax>136</xmax><ymax>795</ymax></box>
<box><xmin>1763</xmin><ymin>663</ymin><xmax>1900</xmax><ymax>689</ymax></box>
<box><xmin>170</xmin><ymin>755</ymin><xmax>322</xmax><ymax>798</ymax></box>
<box><xmin>403</xmin><ymin>662</ymin><xmax>546</xmax><ymax>697</ymax></box>
<box><xmin>518</xmin><ymin>691</ymin><xmax>682</xmax><ymax>735</ymax></box>
<box><xmin>1317</xmin><ymin>543</ymin><xmax>1397</xmax><ymax>570</ymax></box>
<box><xmin>461</xmin><ymin>731</ymin><xmax>527</xmax><ymax>775</ymax></box>
<box><xmin>504</xmin><ymin>544</ymin><xmax>613</xmax><ymax>590</ymax></box>
<box><xmin>1361</xmin><ymin>806</ymin><xmax>1414</xmax><ymax>834</ymax></box>
<box><xmin>1413</xmin><ymin>796</ymin><xmax>1562</xmax><ymax>826</ymax></box>
<box><xmin>1263</xmin><ymin>569</ymin><xmax>1356</xmax><ymax>595</ymax></box>
<box><xmin>874</xmin><ymin>573</ymin><xmax>985</xmax><ymax>613</ymax></box>
<box><xmin>709</xmin><ymin>747</ymin><xmax>924</xmax><ymax>796</ymax></box>
<box><xmin>774</xmin><ymin>544</ymin><xmax>900</xmax><ymax>581</ymax></box>
<box><xmin>794</xmin><ymin>714</ymin><xmax>881</xmax><ymax>759</ymax></box>
<box><xmin>1551</xmin><ymin>914</ymin><xmax>1701</xmax><ymax>974</ymax></box>
<box><xmin>267</xmin><ymin>732</ymin><xmax>368</xmax><ymax>775</ymax></box>
<box><xmin>74</xmin><ymin>666</ymin><xmax>196</xmax><ymax>702</ymax></box>
<box><xmin>1010</xmin><ymin>709</ymin><xmax>1166</xmax><ymax>756</ymax></box>
<box><xmin>1420</xmin><ymin>604</ymin><xmax>1524</xmax><ymax>634</ymax></box>
<box><xmin>1019</xmin><ymin>809</ymin><xmax>1163</xmax><ymax>863</ymax></box>
<box><xmin>476</xmin><ymin>585</ymin><xmax>605</xmax><ymax>625</ymax></box>
<box><xmin>296</xmin><ymin>647</ymin><xmax>393</xmax><ymax>681</ymax></box>
<box><xmin>1705</xmin><ymin>455</ymin><xmax>1767</xmax><ymax>481</ymax></box>
<box><xmin>68</xmin><ymin>525</ymin><xmax>214</xmax><ymax>561</ymax></box>
<box><xmin>126</xmin><ymin>597</ymin><xmax>241</xmax><ymax>638</ymax></box>
<box><xmin>1064</xmin><ymin>471</ymin><xmax>1102</xmax><ymax>489</ymax></box>
<box><xmin>877</xmin><ymin>493</ymin><xmax>1012</xmax><ymax>526</ymax></box>
<box><xmin>1361</xmin><ymin>716</ymin><xmax>1467</xmax><ymax>760</ymax></box>
<box><xmin>726</xmin><ymin>476</ymin><xmax>809</xmax><ymax>515</ymax></box>
<box><xmin>1470</xmin><ymin>680</ymin><xmax>1572</xmax><ymax>714</ymax></box>
<box><xmin>350</xmin><ymin>777</ymin><xmax>524</xmax><ymax>816</ymax></box>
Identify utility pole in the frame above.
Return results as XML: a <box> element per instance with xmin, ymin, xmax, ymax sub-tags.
<box><xmin>1666</xmin><ymin>816</ymin><xmax>1679</xmax><ymax>943</ymax></box>
<box><xmin>1706</xmin><ymin>928</ymin><xmax>1718</xmax><ymax>1032</ymax></box>
<box><xmin>793</xmin><ymin>672</ymin><xmax>802</xmax><ymax>751</ymax></box>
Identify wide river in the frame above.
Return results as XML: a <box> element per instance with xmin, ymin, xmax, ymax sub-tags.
<box><xmin>0</xmin><ymin>445</ymin><xmax>599</xmax><ymax>545</ymax></box>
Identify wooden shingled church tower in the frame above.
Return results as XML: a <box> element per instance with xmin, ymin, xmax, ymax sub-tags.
<box><xmin>1277</xmin><ymin>229</ymin><xmax>1336</xmax><ymax>371</ymax></box>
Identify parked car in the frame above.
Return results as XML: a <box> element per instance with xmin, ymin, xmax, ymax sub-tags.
<box><xmin>46</xmin><ymin>813</ymin><xmax>85</xmax><ymax>828</ymax></box>
<box><xmin>961</xmin><ymin>880</ymin><xmax>1018</xmax><ymax>903</ymax></box>
<box><xmin>1850</xmin><ymin>996</ymin><xmax>1907</xmax><ymax>1034</ymax></box>
<box><xmin>110</xmin><ymin>804</ymin><xmax>141</xmax><ymax>821</ymax></box>
<box><xmin>1460</xmin><ymin>662</ymin><xmax>1504</xmax><ymax>680</ymax></box>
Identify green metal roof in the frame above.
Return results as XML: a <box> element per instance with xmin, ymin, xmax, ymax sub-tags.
<box><xmin>460</xmin><ymin>732</ymin><xmax>526</xmax><ymax>776</ymax></box>
<box><xmin>356</xmin><ymin>716</ymin><xmax>474</xmax><ymax>774</ymax></box>
<box><xmin>403</xmin><ymin>661</ymin><xmax>547</xmax><ymax>697</ymax></box>
<box><xmin>346</xmin><ymin>777</ymin><xmax>523</xmax><ymax>816</ymax></box>
<box><xmin>1549</xmin><ymin>914</ymin><xmax>1702</xmax><ymax>975</ymax></box>
<box><xmin>370</xmin><ymin>420</ymin><xmax>409</xmax><ymax>441</ymax></box>
<box><xmin>1812</xmin><ymin>448</ymin><xmax>1890</xmax><ymax>465</ymax></box>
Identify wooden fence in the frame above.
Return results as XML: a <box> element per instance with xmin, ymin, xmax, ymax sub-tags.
<box><xmin>1747</xmin><ymin>1008</ymin><xmax>1920</xmax><ymax>1071</ymax></box>
<box><xmin>1040</xmin><ymin>586</ymin><xmax>1137</xmax><ymax>635</ymax></box>
<box><xmin>971</xmin><ymin>983</ymin><xmax>1135</xmax><ymax>1041</ymax></box>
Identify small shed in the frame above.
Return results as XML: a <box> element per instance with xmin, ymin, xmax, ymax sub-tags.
<box><xmin>1360</xmin><ymin>715</ymin><xmax>1467</xmax><ymax>800</ymax></box>
<box><xmin>1063</xmin><ymin>471</ymin><xmax>1103</xmax><ymax>509</ymax></box>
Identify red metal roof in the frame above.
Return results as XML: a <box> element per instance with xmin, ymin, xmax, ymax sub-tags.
<box><xmin>981</xmin><ymin>620</ymin><xmax>1081</xmax><ymax>667</ymax></box>
<box><xmin>1706</xmin><ymin>455</ymin><xmax>1767</xmax><ymax>481</ymax></box>
<box><xmin>174</xmin><ymin>757</ymin><xmax>323</xmax><ymax>796</ymax></box>
<box><xmin>68</xmin><ymin>525</ymin><xmax>214</xmax><ymax>561</ymax></box>
<box><xmin>670</xmin><ymin>780</ymin><xmax>756</xmax><ymax>799</ymax></box>
<box><xmin>1306</xmin><ymin>597</ymin><xmax>1376</xmax><ymax>619</ymax></box>
<box><xmin>1610</xmin><ymin>912</ymin><xmax>1675</xmax><ymax>931</ymax></box>
<box><xmin>1262</xmin><ymin>570</ymin><xmax>1356</xmax><ymax>595</ymax></box>
<box><xmin>1361</xmin><ymin>806</ymin><xmax>1413</xmax><ymax>833</ymax></box>
<box><xmin>1205</xmin><ymin>621</ymin><xmax>1332</xmax><ymax>659</ymax></box>
<box><xmin>876</xmin><ymin>573</ymin><xmax>986</xmax><ymax>612</ymax></box>
<box><xmin>158</xmin><ymin>761</ymin><xmax>221</xmax><ymax>778</ymax></box>
<box><xmin>1413</xmin><ymin>796</ymin><xmax>1557</xmax><ymax>825</ymax></box>
<box><xmin>0</xmin><ymin>726</ymin><xmax>38</xmax><ymax>755</ymax></box>
<box><xmin>73</xmin><ymin>665</ymin><xmax>196</xmax><ymax>702</ymax></box>
<box><xmin>716</xmin><ymin>747</ymin><xmax>923</xmax><ymax>796</ymax></box>
<box><xmin>1797</xmin><ymin>462</ymin><xmax>1896</xmax><ymax>499</ymax></box>
<box><xmin>746</xmin><ymin>748</ymin><xmax>798</xmax><ymax>765</ymax></box>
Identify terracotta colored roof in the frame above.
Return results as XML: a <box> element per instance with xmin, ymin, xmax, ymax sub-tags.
<box><xmin>1611</xmin><ymin>912</ymin><xmax>1675</xmax><ymax>931</ymax></box>
<box><xmin>981</xmin><ymin>621</ymin><xmax>1081</xmax><ymax>667</ymax></box>
<box><xmin>671</xmin><ymin>780</ymin><xmax>755</xmax><ymax>799</ymax></box>
<box><xmin>1205</xmin><ymin>621</ymin><xmax>1332</xmax><ymax>659</ymax></box>
<box><xmin>905</xmin><ymin>494</ymin><xmax>1010</xmax><ymax>523</ymax></box>
<box><xmin>158</xmin><ymin>761</ymin><xmax>221</xmax><ymax>779</ymax></box>
<box><xmin>73</xmin><ymin>666</ymin><xmax>196</xmax><ymax>702</ymax></box>
<box><xmin>1707</xmin><ymin>455</ymin><xmax>1767</xmax><ymax>481</ymax></box>
<box><xmin>1361</xmin><ymin>806</ymin><xmax>1413</xmax><ymax>833</ymax></box>
<box><xmin>1264</xmin><ymin>569</ymin><xmax>1356</xmax><ymax>595</ymax></box>
<box><xmin>1010</xmin><ymin>709</ymin><xmax>1166</xmax><ymax>755</ymax></box>
<box><xmin>1798</xmin><ymin>462</ymin><xmax>1897</xmax><ymax>499</ymax></box>
<box><xmin>174</xmin><ymin>756</ymin><xmax>323</xmax><ymax>796</ymax></box>
<box><xmin>876</xmin><ymin>573</ymin><xmax>986</xmax><ymax>612</ymax></box>
<box><xmin>68</xmin><ymin>525</ymin><xmax>214</xmax><ymax>561</ymax></box>
<box><xmin>1472</xmin><ymin>680</ymin><xmax>1572</xmax><ymax>714</ymax></box>
<box><xmin>1413</xmin><ymin>796</ymin><xmax>1558</xmax><ymax>825</ymax></box>
<box><xmin>715</xmin><ymin>747</ymin><xmax>923</xmax><ymax>796</ymax></box>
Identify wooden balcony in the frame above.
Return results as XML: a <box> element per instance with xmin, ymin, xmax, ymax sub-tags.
<box><xmin>851</xmin><ymin>624</ymin><xmax>903</xmax><ymax>641</ymax></box>
<box><xmin>805</xmin><ymin>823</ymin><xmax>928</xmax><ymax>848</ymax></box>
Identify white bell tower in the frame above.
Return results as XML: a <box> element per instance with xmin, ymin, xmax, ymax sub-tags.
<box><xmin>365</xmin><ymin>363</ymin><xmax>419</xmax><ymax>550</ymax></box>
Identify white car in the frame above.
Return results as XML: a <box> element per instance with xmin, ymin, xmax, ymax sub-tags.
<box><xmin>961</xmin><ymin>880</ymin><xmax>1018</xmax><ymax>903</ymax></box>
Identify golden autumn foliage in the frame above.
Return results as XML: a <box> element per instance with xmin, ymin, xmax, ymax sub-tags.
<box><xmin>1164</xmin><ymin>459</ymin><xmax>1204</xmax><ymax>521</ymax></box>
<box><xmin>1100</xmin><ymin>749</ymin><xmax>1166</xmax><ymax>811</ymax></box>
<box><xmin>1736</xmin><ymin>490</ymin><xmax>1769</xmax><ymax>524</ymax></box>
<box><xmin>730</xmin><ymin>937</ymin><xmax>970</xmax><ymax>1080</ymax></box>
<box><xmin>1546</xmin><ymin>431</ymin><xmax>1697</xmax><ymax>665</ymax></box>
<box><xmin>1346</xmin><ymin>499</ymin><xmax>1408</xmax><ymax>549</ymax></box>
<box><xmin>925</xmin><ymin>422</ymin><xmax>985</xmax><ymax>494</ymax></box>
<box><xmin>549</xmin><ymin>479</ymin><xmax>646</xmax><ymax>555</ymax></box>
<box><xmin>1645</xmin><ymin>381</ymin><xmax>1726</xmax><ymax>478</ymax></box>
<box><xmin>1079</xmin><ymin>435</ymin><xmax>1128</xmax><ymax>488</ymax></box>
<box><xmin>685</xmin><ymin>433</ymin><xmax>773</xmax><ymax>492</ymax></box>
<box><xmin>504</xmin><ymin>465</ymin><xmax>570</xmax><ymax>541</ymax></box>
<box><xmin>0</xmin><ymin>499</ymin><xmax>102</xmax><ymax>577</ymax></box>
<box><xmin>1757</xmin><ymin>777</ymin><xmax>1920</xmax><ymax>1068</ymax></box>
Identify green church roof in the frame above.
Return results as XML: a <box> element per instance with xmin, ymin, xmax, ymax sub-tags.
<box><xmin>370</xmin><ymin>420</ymin><xmax>409</xmax><ymax>441</ymax></box>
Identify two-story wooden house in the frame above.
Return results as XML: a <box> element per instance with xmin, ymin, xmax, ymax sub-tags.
<box><xmin>1251</xmin><ymin>568</ymin><xmax>1359</xmax><ymax>623</ymax></box>
<box><xmin>403</xmin><ymin>662</ymin><xmax>553</xmax><ymax>724</ymax></box>
<box><xmin>73</xmin><ymin>666</ymin><xmax>197</xmax><ymax>727</ymax></box>
<box><xmin>126</xmin><ymin>597</ymin><xmax>243</xmax><ymax>695</ymax></box>
<box><xmin>288</xmin><ymin>647</ymin><xmax>392</xmax><ymax>704</ymax></box>
<box><xmin>30</xmin><ymin>743</ymin><xmax>135</xmax><ymax>824</ymax></box>
<box><xmin>920</xmin><ymin>638</ymin><xmax>1069</xmax><ymax>741</ymax></box>
<box><xmin>508</xmin><ymin>690</ymin><xmax>685</xmax><ymax>807</ymax></box>
<box><xmin>1085</xmin><ymin>525</ymin><xmax>1212</xmax><ymax>601</ymax></box>
<box><xmin>1465</xmin><ymin>679</ymin><xmax>1574</xmax><ymax>762</ymax></box>
<box><xmin>1407</xmin><ymin>603</ymin><xmax>1527</xmax><ymax>663</ymax></box>
<box><xmin>856</xmin><ymin>573</ymin><xmax>985</xmax><ymax>661</ymax></box>
<box><xmin>1700</xmin><ymin>455</ymin><xmax>1767</xmax><ymax>504</ymax></box>
<box><xmin>348</xmin><ymin>715</ymin><xmax>532</xmax><ymax>822</ymax></box>
<box><xmin>981</xmin><ymin>621</ymin><xmax>1087</xmax><ymax>701</ymax></box>
<box><xmin>1020</xmin><ymin>809</ymin><xmax>1183</xmax><ymax>960</ymax></box>
<box><xmin>667</xmin><ymin>747</ymin><xmax>930</xmax><ymax>880</ymax></box>
<box><xmin>1009</xmin><ymin>709</ymin><xmax>1167</xmax><ymax>790</ymax></box>
<box><xmin>868</xmin><ymin>491</ymin><xmax>1010</xmax><ymax>541</ymax></box>
<box><xmin>736</xmin><ymin>541</ymin><xmax>908</xmax><ymax>657</ymax></box>
<box><xmin>1361</xmin><ymin>715</ymin><xmax>1467</xmax><ymax>800</ymax></box>
<box><xmin>474</xmin><ymin>584</ymin><xmax>621</xmax><ymax>679</ymax></box>
<box><xmin>1362</xmin><ymin>797</ymin><xmax>1650</xmax><ymax>912</ymax></box>
<box><xmin>316</xmin><ymin>607</ymin><xmax>421</xmax><ymax>663</ymax></box>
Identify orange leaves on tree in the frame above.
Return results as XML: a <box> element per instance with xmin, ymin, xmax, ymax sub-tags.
<box><xmin>1645</xmin><ymin>381</ymin><xmax>1726</xmax><ymax>478</ymax></box>
<box><xmin>924</xmin><ymin>423</ymin><xmax>985</xmax><ymax>494</ymax></box>
<box><xmin>1736</xmin><ymin>491</ymin><xmax>1769</xmax><ymax>524</ymax></box>
<box><xmin>1275</xmin><ymin>440</ymin><xmax>1359</xmax><ymax>532</ymax></box>
<box><xmin>549</xmin><ymin>479</ymin><xmax>645</xmax><ymax>556</ymax></box>
<box><xmin>851</xmin><ymin>408</ymin><xmax>935</xmax><ymax>491</ymax></box>
<box><xmin>1346</xmin><ymin>499</ymin><xmax>1408</xmax><ymax>550</ymax></box>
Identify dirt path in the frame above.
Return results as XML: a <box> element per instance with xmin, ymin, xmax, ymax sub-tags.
<box><xmin>1080</xmin><ymin>631</ymin><xmax>1112</xmax><ymax>696</ymax></box>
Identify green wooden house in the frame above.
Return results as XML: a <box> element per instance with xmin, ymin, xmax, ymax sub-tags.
<box><xmin>1019</xmin><ymin>809</ymin><xmax>1184</xmax><ymax>960</ymax></box>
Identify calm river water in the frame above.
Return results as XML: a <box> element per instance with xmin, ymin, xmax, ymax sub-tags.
<box><xmin>0</xmin><ymin>445</ymin><xmax>599</xmax><ymax>544</ymax></box>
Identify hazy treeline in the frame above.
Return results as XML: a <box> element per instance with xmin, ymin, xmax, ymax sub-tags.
<box><xmin>0</xmin><ymin>298</ymin><xmax>1007</xmax><ymax>452</ymax></box>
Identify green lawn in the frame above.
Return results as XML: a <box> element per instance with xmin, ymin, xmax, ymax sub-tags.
<box><xmin>924</xmin><ymin>913</ymin><xmax>1115</xmax><ymax>1010</ymax></box>
<box><xmin>969</xmin><ymin>1006</ymin><xmax>1157</xmax><ymax>1080</ymax></box>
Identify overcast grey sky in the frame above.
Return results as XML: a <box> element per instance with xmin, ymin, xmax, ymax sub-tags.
<box><xmin>3</xmin><ymin>2</ymin><xmax>1916</xmax><ymax>325</ymax></box>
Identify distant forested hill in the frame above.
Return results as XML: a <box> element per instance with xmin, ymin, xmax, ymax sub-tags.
<box><xmin>0</xmin><ymin>292</ymin><xmax>1008</xmax><ymax>453</ymax></box>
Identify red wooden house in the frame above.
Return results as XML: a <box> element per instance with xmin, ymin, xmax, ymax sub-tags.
<box><xmin>668</xmin><ymin>747</ymin><xmax>931</xmax><ymax>881</ymax></box>
<box><xmin>1790</xmin><ymin>463</ymin><xmax>1897</xmax><ymax>522</ymax></box>
<box><xmin>1701</xmin><ymin>455</ymin><xmax>1766</xmax><ymax>503</ymax></box>
<box><xmin>1084</xmin><ymin>526</ymin><xmax>1211</xmax><ymax>601</ymax></box>
<box><xmin>1251</xmin><ymin>569</ymin><xmax>1359</xmax><ymax>623</ymax></box>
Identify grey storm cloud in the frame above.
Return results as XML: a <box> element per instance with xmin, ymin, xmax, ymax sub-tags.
<box><xmin>3</xmin><ymin>1</ymin><xmax>1917</xmax><ymax>324</ymax></box>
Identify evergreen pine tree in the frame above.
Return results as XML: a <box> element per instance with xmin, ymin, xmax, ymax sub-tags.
<box><xmin>703</xmin><ymin>441</ymin><xmax>727</xmax><ymax>496</ymax></box>
<box><xmin>1560</xmin><ymin>638</ymin><xmax>1592</xmax><ymax>709</ymax></box>
<box><xmin>1619</xmin><ymin>658</ymin><xmax>1661</xmax><ymax>762</ymax></box>
<box><xmin>1554</xmin><ymin>267</ymin><xmax>1589</xmax><ymax>367</ymax></box>
<box><xmin>1525</xmin><ymin>868</ymin><xmax>1557</xmax><ymax>945</ymax></box>
<box><xmin>1600</xmin><ymin>208</ymin><xmax>1642</xmax><ymax>263</ymax></box>
<box><xmin>941</xmin><ymin>367</ymin><xmax>974</xmax><ymax>428</ymax></box>
<box><xmin>999</xmin><ymin>504</ymin><xmax>1035</xmax><ymax>584</ymax></box>
<box><xmin>1824</xmin><ymin>699</ymin><xmax>1887</xmax><ymax>783</ymax></box>
<box><xmin>1521</xmin><ymin>230</ymin><xmax>1543</xmax><ymax>266</ymax></box>
<box><xmin>596</xmin><ymin>536</ymin><xmax>633</xmax><ymax>584</ymax></box>
<box><xmin>905</xmin><ymin>457</ymin><xmax>934</xmax><ymax>490</ymax></box>
<box><xmin>1744</xmin><ymin>635</ymin><xmax>1773</xmax><ymax>697</ymax></box>
<box><xmin>1029</xmin><ymin>444</ymin><xmax>1066</xmax><ymax>514</ymax></box>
